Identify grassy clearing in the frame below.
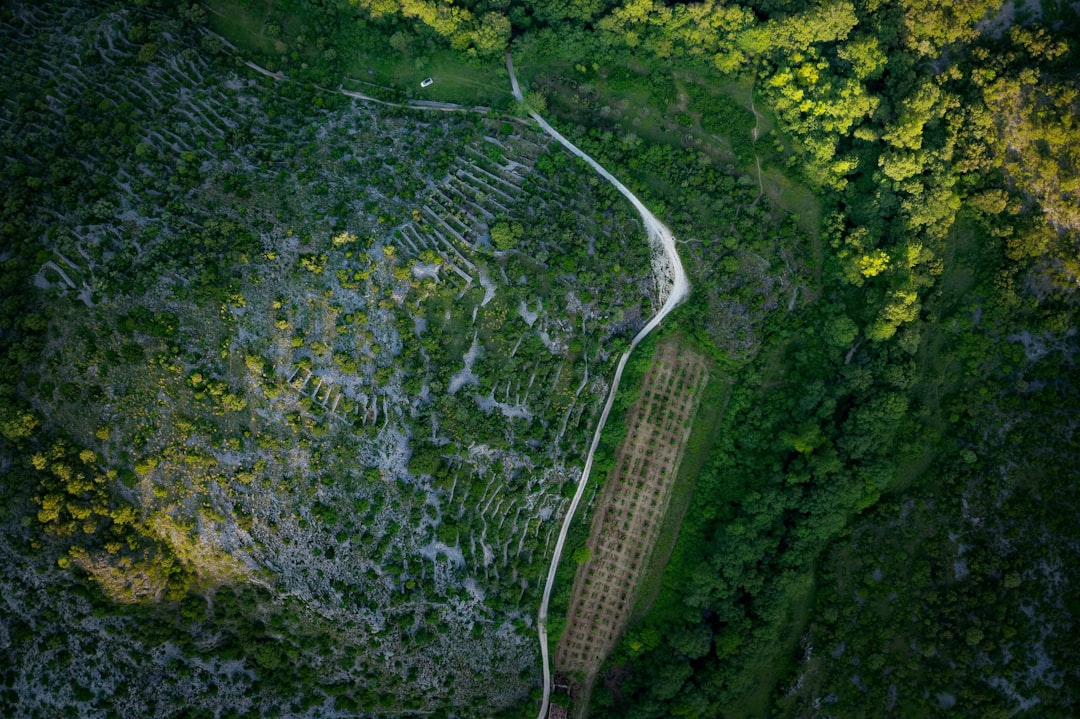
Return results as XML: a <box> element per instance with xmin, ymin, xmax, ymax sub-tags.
<box><xmin>204</xmin><ymin>0</ymin><xmax>279</xmax><ymax>56</ymax></box>
<box><xmin>206</xmin><ymin>0</ymin><xmax>509</xmax><ymax>106</ymax></box>
<box><xmin>760</xmin><ymin>165</ymin><xmax>822</xmax><ymax>239</ymax></box>
<box><xmin>207</xmin><ymin>0</ymin><xmax>510</xmax><ymax>106</ymax></box>
<box><xmin>722</xmin><ymin>77</ymin><xmax>776</xmax><ymax>136</ymax></box>
<box><xmin>341</xmin><ymin>48</ymin><xmax>512</xmax><ymax>107</ymax></box>
<box><xmin>732</xmin><ymin>77</ymin><xmax>821</xmax><ymax>238</ymax></box>
<box><xmin>630</xmin><ymin>333</ymin><xmax>729</xmax><ymax>622</ymax></box>
<box><xmin>517</xmin><ymin>53</ymin><xmax>709</xmax><ymax>151</ymax></box>
<box><xmin>516</xmin><ymin>46</ymin><xmax>821</xmax><ymax>237</ymax></box>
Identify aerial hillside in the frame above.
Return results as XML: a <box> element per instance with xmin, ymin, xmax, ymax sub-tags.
<box><xmin>1</xmin><ymin>0</ymin><xmax>1078</xmax><ymax>718</ymax></box>
<box><xmin>0</xmin><ymin>2</ymin><xmax>660</xmax><ymax>715</ymax></box>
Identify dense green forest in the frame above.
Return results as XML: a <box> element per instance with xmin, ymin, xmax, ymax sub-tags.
<box><xmin>2</xmin><ymin>0</ymin><xmax>1078</xmax><ymax>717</ymax></box>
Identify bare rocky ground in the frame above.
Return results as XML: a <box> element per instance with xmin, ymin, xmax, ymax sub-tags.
<box><xmin>0</xmin><ymin>2</ymin><xmax>661</xmax><ymax>716</ymax></box>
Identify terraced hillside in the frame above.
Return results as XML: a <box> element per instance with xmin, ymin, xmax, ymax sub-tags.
<box><xmin>0</xmin><ymin>2</ymin><xmax>661</xmax><ymax>715</ymax></box>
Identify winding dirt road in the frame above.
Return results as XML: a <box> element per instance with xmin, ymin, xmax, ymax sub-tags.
<box><xmin>506</xmin><ymin>52</ymin><xmax>690</xmax><ymax>719</ymax></box>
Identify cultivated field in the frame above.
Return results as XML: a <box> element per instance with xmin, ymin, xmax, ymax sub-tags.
<box><xmin>555</xmin><ymin>339</ymin><xmax>709</xmax><ymax>690</ymax></box>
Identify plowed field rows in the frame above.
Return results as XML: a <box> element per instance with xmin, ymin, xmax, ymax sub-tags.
<box><xmin>556</xmin><ymin>339</ymin><xmax>708</xmax><ymax>682</ymax></box>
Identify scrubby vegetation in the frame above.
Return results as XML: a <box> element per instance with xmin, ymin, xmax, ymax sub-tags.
<box><xmin>0</xmin><ymin>2</ymin><xmax>657</xmax><ymax>715</ymax></box>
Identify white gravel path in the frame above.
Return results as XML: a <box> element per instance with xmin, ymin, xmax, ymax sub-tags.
<box><xmin>506</xmin><ymin>51</ymin><xmax>690</xmax><ymax>719</ymax></box>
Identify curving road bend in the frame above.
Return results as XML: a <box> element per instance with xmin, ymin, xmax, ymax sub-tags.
<box><xmin>506</xmin><ymin>52</ymin><xmax>690</xmax><ymax>719</ymax></box>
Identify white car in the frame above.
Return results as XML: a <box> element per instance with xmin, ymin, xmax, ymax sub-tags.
<box><xmin>420</xmin><ymin>77</ymin><xmax>434</xmax><ymax>88</ymax></box>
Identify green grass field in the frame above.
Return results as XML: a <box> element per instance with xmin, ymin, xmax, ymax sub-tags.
<box><xmin>204</xmin><ymin>0</ymin><xmax>280</xmax><ymax>56</ymax></box>
<box><xmin>515</xmin><ymin>45</ymin><xmax>822</xmax><ymax>240</ymax></box>
<box><xmin>760</xmin><ymin>165</ymin><xmax>823</xmax><ymax>239</ymax></box>
<box><xmin>342</xmin><ymin>48</ymin><xmax>512</xmax><ymax>107</ymax></box>
<box><xmin>206</xmin><ymin>0</ymin><xmax>511</xmax><ymax>107</ymax></box>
